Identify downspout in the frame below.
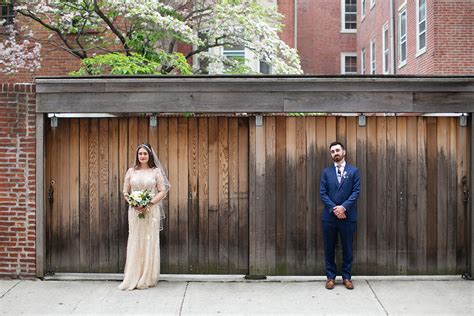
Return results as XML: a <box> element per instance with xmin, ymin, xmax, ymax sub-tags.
<box><xmin>390</xmin><ymin>0</ymin><xmax>396</xmax><ymax>74</ymax></box>
<box><xmin>294</xmin><ymin>0</ymin><xmax>298</xmax><ymax>50</ymax></box>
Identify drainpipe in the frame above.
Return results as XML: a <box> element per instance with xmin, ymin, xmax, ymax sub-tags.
<box><xmin>294</xmin><ymin>0</ymin><xmax>298</xmax><ymax>50</ymax></box>
<box><xmin>390</xmin><ymin>0</ymin><xmax>396</xmax><ymax>74</ymax></box>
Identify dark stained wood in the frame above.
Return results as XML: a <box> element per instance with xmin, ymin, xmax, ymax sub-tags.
<box><xmin>79</xmin><ymin>119</ymin><xmax>90</xmax><ymax>272</ymax></box>
<box><xmin>208</xmin><ymin>117</ymin><xmax>219</xmax><ymax>273</ymax></box>
<box><xmin>365</xmin><ymin>117</ymin><xmax>378</xmax><ymax>274</ymax></box>
<box><xmin>406</xmin><ymin>117</ymin><xmax>418</xmax><ymax>273</ymax></box>
<box><xmin>88</xmin><ymin>119</ymin><xmax>100</xmax><ymax>272</ymax></box>
<box><xmin>98</xmin><ymin>119</ymin><xmax>110</xmax><ymax>272</ymax></box>
<box><xmin>285</xmin><ymin>117</ymin><xmax>297</xmax><ymax>274</ymax></box>
<box><xmin>59</xmin><ymin>119</ymin><xmax>71</xmax><ymax>271</ymax></box>
<box><xmin>108</xmin><ymin>118</ymin><xmax>120</xmax><ymax>273</ymax></box>
<box><xmin>275</xmin><ymin>117</ymin><xmax>287</xmax><ymax>274</ymax></box>
<box><xmin>295</xmin><ymin>118</ymin><xmax>307</xmax><ymax>275</ymax></box>
<box><xmin>416</xmin><ymin>117</ymin><xmax>428</xmax><ymax>273</ymax></box>
<box><xmin>188</xmin><ymin>118</ymin><xmax>199</xmax><ymax>274</ymax></box>
<box><xmin>117</xmin><ymin>118</ymin><xmax>129</xmax><ymax>272</ymax></box>
<box><xmin>167</xmin><ymin>118</ymin><xmax>179</xmax><ymax>273</ymax></box>
<box><xmin>228</xmin><ymin>118</ymin><xmax>240</xmax><ymax>273</ymax></box>
<box><xmin>198</xmin><ymin>118</ymin><xmax>209</xmax><ymax>273</ymax></box>
<box><xmin>265</xmin><ymin>117</ymin><xmax>276</xmax><ymax>275</ymax></box>
<box><xmin>238</xmin><ymin>118</ymin><xmax>249</xmax><ymax>274</ymax></box>
<box><xmin>254</xmin><ymin>117</ymin><xmax>266</xmax><ymax>275</ymax></box>
<box><xmin>396</xmin><ymin>117</ymin><xmax>408</xmax><ymax>274</ymax></box>
<box><xmin>426</xmin><ymin>117</ymin><xmax>438</xmax><ymax>273</ymax></box>
<box><xmin>315</xmin><ymin>117</ymin><xmax>327</xmax><ymax>274</ymax></box>
<box><xmin>69</xmin><ymin>119</ymin><xmax>80</xmax><ymax>272</ymax></box>
<box><xmin>376</xmin><ymin>117</ymin><xmax>387</xmax><ymax>274</ymax></box>
<box><xmin>157</xmin><ymin>118</ymin><xmax>170</xmax><ymax>273</ymax></box>
<box><xmin>177</xmin><ymin>118</ymin><xmax>189</xmax><ymax>273</ymax></box>
<box><xmin>447</xmin><ymin>118</ymin><xmax>457</xmax><ymax>272</ymax></box>
<box><xmin>305</xmin><ymin>117</ymin><xmax>317</xmax><ymax>274</ymax></box>
<box><xmin>437</xmin><ymin>118</ymin><xmax>448</xmax><ymax>274</ymax></box>
<box><xmin>456</xmin><ymin>121</ymin><xmax>468</xmax><ymax>272</ymax></box>
<box><xmin>386</xmin><ymin>117</ymin><xmax>397</xmax><ymax>274</ymax></box>
<box><xmin>218</xmin><ymin>117</ymin><xmax>229</xmax><ymax>273</ymax></box>
<box><xmin>355</xmin><ymin>116</ymin><xmax>367</xmax><ymax>275</ymax></box>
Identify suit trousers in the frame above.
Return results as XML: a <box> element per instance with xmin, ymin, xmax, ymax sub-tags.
<box><xmin>322</xmin><ymin>220</ymin><xmax>356</xmax><ymax>280</ymax></box>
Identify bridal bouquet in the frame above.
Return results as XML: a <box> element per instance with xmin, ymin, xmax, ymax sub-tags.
<box><xmin>127</xmin><ymin>189</ymin><xmax>153</xmax><ymax>219</ymax></box>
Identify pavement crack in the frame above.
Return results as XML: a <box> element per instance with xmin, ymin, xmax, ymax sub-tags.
<box><xmin>366</xmin><ymin>280</ymin><xmax>389</xmax><ymax>316</ymax></box>
<box><xmin>178</xmin><ymin>282</ymin><xmax>190</xmax><ymax>316</ymax></box>
<box><xmin>0</xmin><ymin>280</ymin><xmax>21</xmax><ymax>299</ymax></box>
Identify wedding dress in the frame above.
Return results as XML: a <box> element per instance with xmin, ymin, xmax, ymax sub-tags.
<box><xmin>118</xmin><ymin>167</ymin><xmax>167</xmax><ymax>290</ymax></box>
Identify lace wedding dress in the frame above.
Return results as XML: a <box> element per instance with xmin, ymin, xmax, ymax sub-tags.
<box><xmin>118</xmin><ymin>167</ymin><xmax>167</xmax><ymax>290</ymax></box>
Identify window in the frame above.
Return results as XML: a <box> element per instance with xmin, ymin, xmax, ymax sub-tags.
<box><xmin>370</xmin><ymin>38</ymin><xmax>376</xmax><ymax>74</ymax></box>
<box><xmin>416</xmin><ymin>0</ymin><xmax>426</xmax><ymax>55</ymax></box>
<box><xmin>361</xmin><ymin>48</ymin><xmax>366</xmax><ymax>74</ymax></box>
<box><xmin>0</xmin><ymin>0</ymin><xmax>15</xmax><ymax>25</ymax></box>
<box><xmin>259</xmin><ymin>60</ymin><xmax>271</xmax><ymax>74</ymax></box>
<box><xmin>370</xmin><ymin>0</ymin><xmax>376</xmax><ymax>9</ymax></box>
<box><xmin>382</xmin><ymin>23</ymin><xmax>390</xmax><ymax>74</ymax></box>
<box><xmin>341</xmin><ymin>53</ymin><xmax>357</xmax><ymax>74</ymax></box>
<box><xmin>399</xmin><ymin>8</ymin><xmax>407</xmax><ymax>66</ymax></box>
<box><xmin>361</xmin><ymin>0</ymin><xmax>366</xmax><ymax>19</ymax></box>
<box><xmin>341</xmin><ymin>0</ymin><xmax>357</xmax><ymax>32</ymax></box>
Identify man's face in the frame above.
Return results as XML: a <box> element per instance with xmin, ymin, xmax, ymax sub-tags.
<box><xmin>330</xmin><ymin>144</ymin><xmax>345</xmax><ymax>163</ymax></box>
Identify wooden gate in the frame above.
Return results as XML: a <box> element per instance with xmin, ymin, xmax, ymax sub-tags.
<box><xmin>45</xmin><ymin>117</ymin><xmax>249</xmax><ymax>274</ymax></box>
<box><xmin>249</xmin><ymin>116</ymin><xmax>470</xmax><ymax>275</ymax></box>
<box><xmin>45</xmin><ymin>115</ymin><xmax>470</xmax><ymax>275</ymax></box>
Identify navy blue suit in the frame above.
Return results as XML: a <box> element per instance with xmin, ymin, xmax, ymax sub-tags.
<box><xmin>320</xmin><ymin>163</ymin><xmax>360</xmax><ymax>280</ymax></box>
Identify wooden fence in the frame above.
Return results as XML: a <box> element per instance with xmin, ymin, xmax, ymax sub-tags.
<box><xmin>45</xmin><ymin>115</ymin><xmax>470</xmax><ymax>275</ymax></box>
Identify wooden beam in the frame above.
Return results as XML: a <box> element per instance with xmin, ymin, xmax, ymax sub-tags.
<box><xmin>35</xmin><ymin>77</ymin><xmax>474</xmax><ymax>114</ymax></box>
<box><xmin>35</xmin><ymin>114</ymin><xmax>45</xmax><ymax>278</ymax></box>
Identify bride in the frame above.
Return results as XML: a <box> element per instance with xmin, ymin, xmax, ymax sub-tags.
<box><xmin>118</xmin><ymin>143</ymin><xmax>170</xmax><ymax>290</ymax></box>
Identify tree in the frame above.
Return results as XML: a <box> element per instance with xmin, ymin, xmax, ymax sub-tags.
<box><xmin>2</xmin><ymin>0</ymin><xmax>302</xmax><ymax>75</ymax></box>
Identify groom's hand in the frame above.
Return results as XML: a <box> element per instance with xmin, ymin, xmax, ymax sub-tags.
<box><xmin>333</xmin><ymin>205</ymin><xmax>346</xmax><ymax>219</ymax></box>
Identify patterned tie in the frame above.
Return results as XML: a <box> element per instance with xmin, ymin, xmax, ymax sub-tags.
<box><xmin>337</xmin><ymin>165</ymin><xmax>342</xmax><ymax>183</ymax></box>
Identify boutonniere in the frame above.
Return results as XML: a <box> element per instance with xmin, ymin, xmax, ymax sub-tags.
<box><xmin>342</xmin><ymin>171</ymin><xmax>348</xmax><ymax>179</ymax></box>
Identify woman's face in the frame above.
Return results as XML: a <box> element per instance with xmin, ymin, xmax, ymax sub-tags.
<box><xmin>138</xmin><ymin>148</ymin><xmax>149</xmax><ymax>165</ymax></box>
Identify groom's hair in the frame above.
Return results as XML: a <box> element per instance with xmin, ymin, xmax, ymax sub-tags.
<box><xmin>329</xmin><ymin>141</ymin><xmax>345</xmax><ymax>150</ymax></box>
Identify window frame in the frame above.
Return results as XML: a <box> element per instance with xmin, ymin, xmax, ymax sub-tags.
<box><xmin>382</xmin><ymin>22</ymin><xmax>390</xmax><ymax>74</ymax></box>
<box><xmin>370</xmin><ymin>38</ymin><xmax>376</xmax><ymax>74</ymax></box>
<box><xmin>416</xmin><ymin>0</ymin><xmax>427</xmax><ymax>56</ymax></box>
<box><xmin>341</xmin><ymin>0</ymin><xmax>357</xmax><ymax>33</ymax></box>
<box><xmin>0</xmin><ymin>0</ymin><xmax>15</xmax><ymax>26</ymax></box>
<box><xmin>398</xmin><ymin>7</ymin><xmax>407</xmax><ymax>67</ymax></box>
<box><xmin>341</xmin><ymin>52</ymin><xmax>358</xmax><ymax>75</ymax></box>
<box><xmin>361</xmin><ymin>48</ymin><xmax>366</xmax><ymax>74</ymax></box>
<box><xmin>361</xmin><ymin>0</ymin><xmax>366</xmax><ymax>20</ymax></box>
<box><xmin>370</xmin><ymin>0</ymin><xmax>376</xmax><ymax>9</ymax></box>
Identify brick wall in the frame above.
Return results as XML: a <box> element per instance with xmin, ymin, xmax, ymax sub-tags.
<box><xmin>0</xmin><ymin>83</ymin><xmax>36</xmax><ymax>278</ymax></box>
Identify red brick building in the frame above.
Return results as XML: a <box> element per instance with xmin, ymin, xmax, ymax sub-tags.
<box><xmin>1</xmin><ymin>0</ymin><xmax>473</xmax><ymax>81</ymax></box>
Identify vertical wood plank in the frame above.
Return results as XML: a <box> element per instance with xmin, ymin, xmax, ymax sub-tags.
<box><xmin>79</xmin><ymin>119</ymin><xmax>90</xmax><ymax>272</ymax></box>
<box><xmin>426</xmin><ymin>117</ymin><xmax>438</xmax><ymax>273</ymax></box>
<box><xmin>265</xmin><ymin>117</ymin><xmax>276</xmax><ymax>275</ymax></box>
<box><xmin>98</xmin><ymin>119</ymin><xmax>109</xmax><ymax>272</ymax></box>
<box><xmin>238</xmin><ymin>118</ymin><xmax>249</xmax><ymax>274</ymax></box>
<box><xmin>157</xmin><ymin>118</ymin><xmax>170</xmax><ymax>273</ymax></box>
<box><xmin>295</xmin><ymin>117</ymin><xmax>307</xmax><ymax>275</ymax></box>
<box><xmin>285</xmin><ymin>117</ymin><xmax>297</xmax><ymax>274</ymax></box>
<box><xmin>447</xmin><ymin>118</ymin><xmax>457</xmax><ymax>272</ymax></box>
<box><xmin>346</xmin><ymin>117</ymin><xmax>358</xmax><ymax>272</ymax></box>
<box><xmin>59</xmin><ymin>119</ymin><xmax>71</xmax><ymax>271</ymax></box>
<box><xmin>218</xmin><ymin>117</ymin><xmax>229</xmax><ymax>273</ymax></box>
<box><xmin>254</xmin><ymin>117</ymin><xmax>266</xmax><ymax>275</ymax></box>
<box><xmin>198</xmin><ymin>118</ymin><xmax>209</xmax><ymax>273</ymax></box>
<box><xmin>228</xmin><ymin>118</ymin><xmax>240</xmax><ymax>274</ymax></box>
<box><xmin>69</xmin><ymin>119</ymin><xmax>80</xmax><ymax>272</ymax></box>
<box><xmin>208</xmin><ymin>117</ymin><xmax>219</xmax><ymax>273</ymax></box>
<box><xmin>456</xmin><ymin>119</ymin><xmax>468</xmax><ymax>272</ymax></box>
<box><xmin>315</xmin><ymin>117</ymin><xmax>327</xmax><ymax>274</ymax></box>
<box><xmin>406</xmin><ymin>117</ymin><xmax>418</xmax><ymax>273</ymax></box>
<box><xmin>275</xmin><ymin>117</ymin><xmax>287</xmax><ymax>275</ymax></box>
<box><xmin>437</xmin><ymin>118</ymin><xmax>448</xmax><ymax>274</ymax></box>
<box><xmin>89</xmin><ymin>119</ymin><xmax>100</xmax><ymax>272</ymax></box>
<box><xmin>108</xmin><ymin>118</ymin><xmax>120</xmax><ymax>273</ymax></box>
<box><xmin>177</xmin><ymin>117</ymin><xmax>189</xmax><ymax>273</ymax></box>
<box><xmin>188</xmin><ymin>118</ymin><xmax>199</xmax><ymax>274</ymax></box>
<box><xmin>355</xmin><ymin>116</ymin><xmax>367</xmax><ymax>275</ymax></box>
<box><xmin>168</xmin><ymin>118</ymin><xmax>179</xmax><ymax>273</ymax></box>
<box><xmin>365</xmin><ymin>117</ymin><xmax>377</xmax><ymax>274</ymax></box>
<box><xmin>396</xmin><ymin>117</ymin><xmax>408</xmax><ymax>274</ymax></box>
<box><xmin>305</xmin><ymin>117</ymin><xmax>317</xmax><ymax>274</ymax></box>
<box><xmin>386</xmin><ymin>117</ymin><xmax>397</xmax><ymax>274</ymax></box>
<box><xmin>117</xmin><ymin>118</ymin><xmax>129</xmax><ymax>272</ymax></box>
<box><xmin>376</xmin><ymin>117</ymin><xmax>387</xmax><ymax>274</ymax></box>
<box><xmin>417</xmin><ymin>117</ymin><xmax>428</xmax><ymax>273</ymax></box>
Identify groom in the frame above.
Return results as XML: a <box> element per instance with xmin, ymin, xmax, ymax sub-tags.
<box><xmin>320</xmin><ymin>142</ymin><xmax>360</xmax><ymax>290</ymax></box>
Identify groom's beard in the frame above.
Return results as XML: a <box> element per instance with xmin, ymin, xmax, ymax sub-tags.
<box><xmin>333</xmin><ymin>155</ymin><xmax>344</xmax><ymax>163</ymax></box>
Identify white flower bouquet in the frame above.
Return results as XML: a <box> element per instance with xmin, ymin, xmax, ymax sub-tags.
<box><xmin>127</xmin><ymin>189</ymin><xmax>153</xmax><ymax>219</ymax></box>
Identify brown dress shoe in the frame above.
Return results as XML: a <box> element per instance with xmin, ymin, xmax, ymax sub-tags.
<box><xmin>343</xmin><ymin>279</ymin><xmax>354</xmax><ymax>290</ymax></box>
<box><xmin>325</xmin><ymin>279</ymin><xmax>335</xmax><ymax>290</ymax></box>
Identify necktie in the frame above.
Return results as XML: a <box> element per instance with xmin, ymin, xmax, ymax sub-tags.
<box><xmin>337</xmin><ymin>166</ymin><xmax>342</xmax><ymax>183</ymax></box>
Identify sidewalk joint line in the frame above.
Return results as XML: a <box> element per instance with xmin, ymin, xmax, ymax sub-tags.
<box><xmin>0</xmin><ymin>280</ymin><xmax>21</xmax><ymax>299</ymax></box>
<box><xmin>366</xmin><ymin>280</ymin><xmax>389</xmax><ymax>316</ymax></box>
<box><xmin>178</xmin><ymin>281</ymin><xmax>189</xmax><ymax>316</ymax></box>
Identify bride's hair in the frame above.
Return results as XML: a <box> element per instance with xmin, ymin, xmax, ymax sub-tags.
<box><xmin>134</xmin><ymin>143</ymin><xmax>157</xmax><ymax>169</ymax></box>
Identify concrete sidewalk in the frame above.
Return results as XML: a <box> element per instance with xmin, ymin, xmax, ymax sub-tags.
<box><xmin>0</xmin><ymin>276</ymin><xmax>472</xmax><ymax>315</ymax></box>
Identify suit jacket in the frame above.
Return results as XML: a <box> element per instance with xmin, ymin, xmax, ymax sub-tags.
<box><xmin>320</xmin><ymin>163</ymin><xmax>361</xmax><ymax>222</ymax></box>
